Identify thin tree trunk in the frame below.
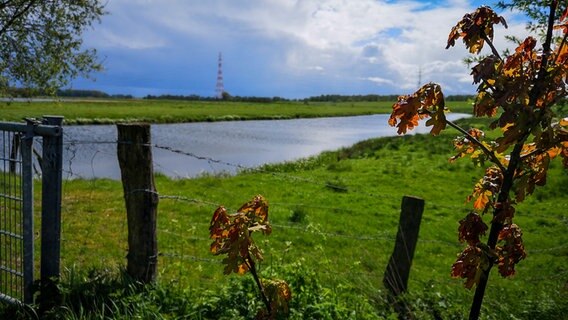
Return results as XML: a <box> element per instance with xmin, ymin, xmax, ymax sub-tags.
<box><xmin>469</xmin><ymin>141</ymin><xmax>524</xmax><ymax>319</ymax></box>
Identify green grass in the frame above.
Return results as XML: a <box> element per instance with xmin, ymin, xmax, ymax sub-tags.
<box><xmin>1</xmin><ymin>118</ymin><xmax>564</xmax><ymax>319</ymax></box>
<box><xmin>0</xmin><ymin>99</ymin><xmax>474</xmax><ymax>124</ymax></box>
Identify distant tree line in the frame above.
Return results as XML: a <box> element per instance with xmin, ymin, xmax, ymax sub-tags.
<box><xmin>143</xmin><ymin>94</ymin><xmax>218</xmax><ymax>101</ymax></box>
<box><xmin>1</xmin><ymin>87</ymin><xmax>133</xmax><ymax>99</ymax></box>
<box><xmin>2</xmin><ymin>87</ymin><xmax>477</xmax><ymax>102</ymax></box>
<box><xmin>304</xmin><ymin>94</ymin><xmax>401</xmax><ymax>102</ymax></box>
<box><xmin>144</xmin><ymin>93</ymin><xmax>476</xmax><ymax>103</ymax></box>
<box><xmin>143</xmin><ymin>93</ymin><xmax>403</xmax><ymax>103</ymax></box>
<box><xmin>444</xmin><ymin>94</ymin><xmax>475</xmax><ymax>101</ymax></box>
<box><xmin>143</xmin><ymin>93</ymin><xmax>286</xmax><ymax>103</ymax></box>
<box><xmin>55</xmin><ymin>89</ymin><xmax>133</xmax><ymax>99</ymax></box>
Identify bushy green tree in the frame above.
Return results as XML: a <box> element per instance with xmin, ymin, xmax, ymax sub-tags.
<box><xmin>0</xmin><ymin>1</ymin><xmax>105</xmax><ymax>95</ymax></box>
<box><xmin>497</xmin><ymin>0</ymin><xmax>567</xmax><ymax>36</ymax></box>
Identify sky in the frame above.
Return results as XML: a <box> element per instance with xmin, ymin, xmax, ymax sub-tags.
<box><xmin>71</xmin><ymin>0</ymin><xmax>530</xmax><ymax>99</ymax></box>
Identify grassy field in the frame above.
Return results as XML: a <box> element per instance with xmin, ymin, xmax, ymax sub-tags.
<box><xmin>2</xmin><ymin>117</ymin><xmax>565</xmax><ymax>319</ymax></box>
<box><xmin>0</xmin><ymin>98</ymin><xmax>474</xmax><ymax>124</ymax></box>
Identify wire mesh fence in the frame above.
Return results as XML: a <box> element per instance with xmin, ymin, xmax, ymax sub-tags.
<box><xmin>0</xmin><ymin>126</ymin><xmax>35</xmax><ymax>305</ymax></box>
<box><xmin>52</xmin><ymin>130</ymin><xmax>568</xmax><ymax>300</ymax></box>
<box><xmin>0</xmin><ymin>130</ymin><xmax>26</xmax><ymax>304</ymax></box>
<box><xmin>0</xmin><ymin>118</ymin><xmax>63</xmax><ymax>305</ymax></box>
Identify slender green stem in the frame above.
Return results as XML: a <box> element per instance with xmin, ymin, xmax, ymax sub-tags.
<box><xmin>246</xmin><ymin>254</ymin><xmax>271</xmax><ymax>316</ymax></box>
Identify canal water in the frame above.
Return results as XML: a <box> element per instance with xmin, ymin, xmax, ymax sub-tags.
<box><xmin>57</xmin><ymin>113</ymin><xmax>467</xmax><ymax>179</ymax></box>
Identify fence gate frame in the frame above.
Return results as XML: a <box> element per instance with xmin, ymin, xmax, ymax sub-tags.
<box><xmin>0</xmin><ymin>116</ymin><xmax>63</xmax><ymax>305</ymax></box>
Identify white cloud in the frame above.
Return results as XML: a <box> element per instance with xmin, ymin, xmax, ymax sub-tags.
<box><xmin>364</xmin><ymin>77</ymin><xmax>394</xmax><ymax>85</ymax></box>
<box><xmin>307</xmin><ymin>66</ymin><xmax>325</xmax><ymax>72</ymax></box>
<box><xmin>83</xmin><ymin>0</ymin><xmax>536</xmax><ymax>96</ymax></box>
<box><xmin>87</xmin><ymin>29</ymin><xmax>167</xmax><ymax>50</ymax></box>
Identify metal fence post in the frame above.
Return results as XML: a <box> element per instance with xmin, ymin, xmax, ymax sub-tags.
<box><xmin>40</xmin><ymin>116</ymin><xmax>64</xmax><ymax>284</ymax></box>
<box><xmin>0</xmin><ymin>118</ymin><xmax>63</xmax><ymax>306</ymax></box>
<box><xmin>21</xmin><ymin>123</ymin><xmax>35</xmax><ymax>304</ymax></box>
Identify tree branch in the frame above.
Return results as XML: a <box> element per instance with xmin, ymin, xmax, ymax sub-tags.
<box><xmin>531</xmin><ymin>0</ymin><xmax>557</xmax><ymax>112</ymax></box>
<box><xmin>0</xmin><ymin>0</ymin><xmax>38</xmax><ymax>38</ymax></box>
<box><xmin>0</xmin><ymin>0</ymin><xmax>16</xmax><ymax>10</ymax></box>
<box><xmin>542</xmin><ymin>0</ymin><xmax>558</xmax><ymax>61</ymax></box>
<box><xmin>481</xmin><ymin>32</ymin><xmax>502</xmax><ymax>61</ymax></box>
<box><xmin>442</xmin><ymin>116</ymin><xmax>507</xmax><ymax>172</ymax></box>
<box><xmin>528</xmin><ymin>1</ymin><xmax>561</xmax><ymax>138</ymax></box>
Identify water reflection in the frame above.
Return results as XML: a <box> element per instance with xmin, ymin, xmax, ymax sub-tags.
<box><xmin>58</xmin><ymin>114</ymin><xmax>468</xmax><ymax>179</ymax></box>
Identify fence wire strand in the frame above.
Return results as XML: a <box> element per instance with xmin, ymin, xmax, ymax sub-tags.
<box><xmin>50</xmin><ymin>134</ymin><xmax>568</xmax><ymax>294</ymax></box>
<box><xmin>60</xmin><ymin>138</ymin><xmax>568</xmax><ymax>225</ymax></box>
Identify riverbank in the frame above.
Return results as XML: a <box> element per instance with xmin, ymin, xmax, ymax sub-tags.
<box><xmin>3</xmin><ymin>118</ymin><xmax>564</xmax><ymax>319</ymax></box>
<box><xmin>0</xmin><ymin>99</ymin><xmax>473</xmax><ymax>124</ymax></box>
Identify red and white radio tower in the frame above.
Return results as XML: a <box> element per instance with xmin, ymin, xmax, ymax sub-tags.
<box><xmin>215</xmin><ymin>52</ymin><xmax>224</xmax><ymax>99</ymax></box>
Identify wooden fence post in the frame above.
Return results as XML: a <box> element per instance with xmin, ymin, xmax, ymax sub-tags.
<box><xmin>383</xmin><ymin>195</ymin><xmax>425</xmax><ymax>296</ymax></box>
<box><xmin>117</xmin><ymin>123</ymin><xmax>159</xmax><ymax>283</ymax></box>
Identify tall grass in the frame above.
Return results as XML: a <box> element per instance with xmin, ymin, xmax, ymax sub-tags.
<box><xmin>1</xmin><ymin>118</ymin><xmax>566</xmax><ymax>319</ymax></box>
<box><xmin>0</xmin><ymin>99</ymin><xmax>473</xmax><ymax>124</ymax></box>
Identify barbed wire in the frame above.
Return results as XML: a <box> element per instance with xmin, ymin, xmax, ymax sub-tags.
<box><xmin>60</xmin><ymin>138</ymin><xmax>403</xmax><ymax>201</ymax></box>
<box><xmin>152</xmin><ymin>205</ymin><xmax>568</xmax><ymax>255</ymax></box>
<box><xmin>155</xmin><ymin>248</ymin><xmax>568</xmax><ymax>284</ymax></box>
<box><xmin>55</xmin><ymin>137</ymin><xmax>568</xmax><ymax>273</ymax></box>
<box><xmin>159</xmin><ymin>253</ymin><xmax>218</xmax><ymax>264</ymax></box>
<box><xmin>150</xmin><ymin>194</ymin><xmax>565</xmax><ymax>249</ymax></box>
<box><xmin>59</xmin><ymin>138</ymin><xmax>568</xmax><ymax>224</ymax></box>
<box><xmin>6</xmin><ymin>122</ymin><xmax>567</xmax><ymax>304</ymax></box>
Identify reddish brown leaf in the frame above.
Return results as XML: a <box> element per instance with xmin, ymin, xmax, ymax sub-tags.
<box><xmin>238</xmin><ymin>195</ymin><xmax>269</xmax><ymax>221</ymax></box>
<box><xmin>496</xmin><ymin>224</ymin><xmax>526</xmax><ymax>277</ymax></box>
<box><xmin>389</xmin><ymin>94</ymin><xmax>422</xmax><ymax>134</ymax></box>
<box><xmin>263</xmin><ymin>279</ymin><xmax>292</xmax><ymax>316</ymax></box>
<box><xmin>425</xmin><ymin>108</ymin><xmax>447</xmax><ymax>136</ymax></box>
<box><xmin>493</xmin><ymin>200</ymin><xmax>516</xmax><ymax>224</ymax></box>
<box><xmin>473</xmin><ymin>191</ymin><xmax>491</xmax><ymax>211</ymax></box>
<box><xmin>389</xmin><ymin>83</ymin><xmax>446</xmax><ymax>135</ymax></box>
<box><xmin>471</xmin><ymin>55</ymin><xmax>501</xmax><ymax>85</ymax></box>
<box><xmin>450</xmin><ymin>128</ymin><xmax>490</xmax><ymax>164</ymax></box>
<box><xmin>554</xmin><ymin>6</ymin><xmax>568</xmax><ymax>34</ymax></box>
<box><xmin>514</xmin><ymin>143</ymin><xmax>557</xmax><ymax>202</ymax></box>
<box><xmin>210</xmin><ymin>206</ymin><xmax>230</xmax><ymax>240</ymax></box>
<box><xmin>209</xmin><ymin>195</ymin><xmax>272</xmax><ymax>276</ymax></box>
<box><xmin>562</xmin><ymin>143</ymin><xmax>568</xmax><ymax>169</ymax></box>
<box><xmin>496</xmin><ymin>124</ymin><xmax>524</xmax><ymax>153</ymax></box>
<box><xmin>458</xmin><ymin>212</ymin><xmax>488</xmax><ymax>245</ymax></box>
<box><xmin>451</xmin><ymin>246</ymin><xmax>486</xmax><ymax>289</ymax></box>
<box><xmin>502</xmin><ymin>37</ymin><xmax>537</xmax><ymax>80</ymax></box>
<box><xmin>446</xmin><ymin>6</ymin><xmax>507</xmax><ymax>54</ymax></box>
<box><xmin>473</xmin><ymin>91</ymin><xmax>498</xmax><ymax>117</ymax></box>
<box><xmin>468</xmin><ymin>166</ymin><xmax>503</xmax><ymax>212</ymax></box>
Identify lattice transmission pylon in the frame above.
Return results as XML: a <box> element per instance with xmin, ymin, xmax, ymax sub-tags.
<box><xmin>215</xmin><ymin>52</ymin><xmax>224</xmax><ymax>99</ymax></box>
